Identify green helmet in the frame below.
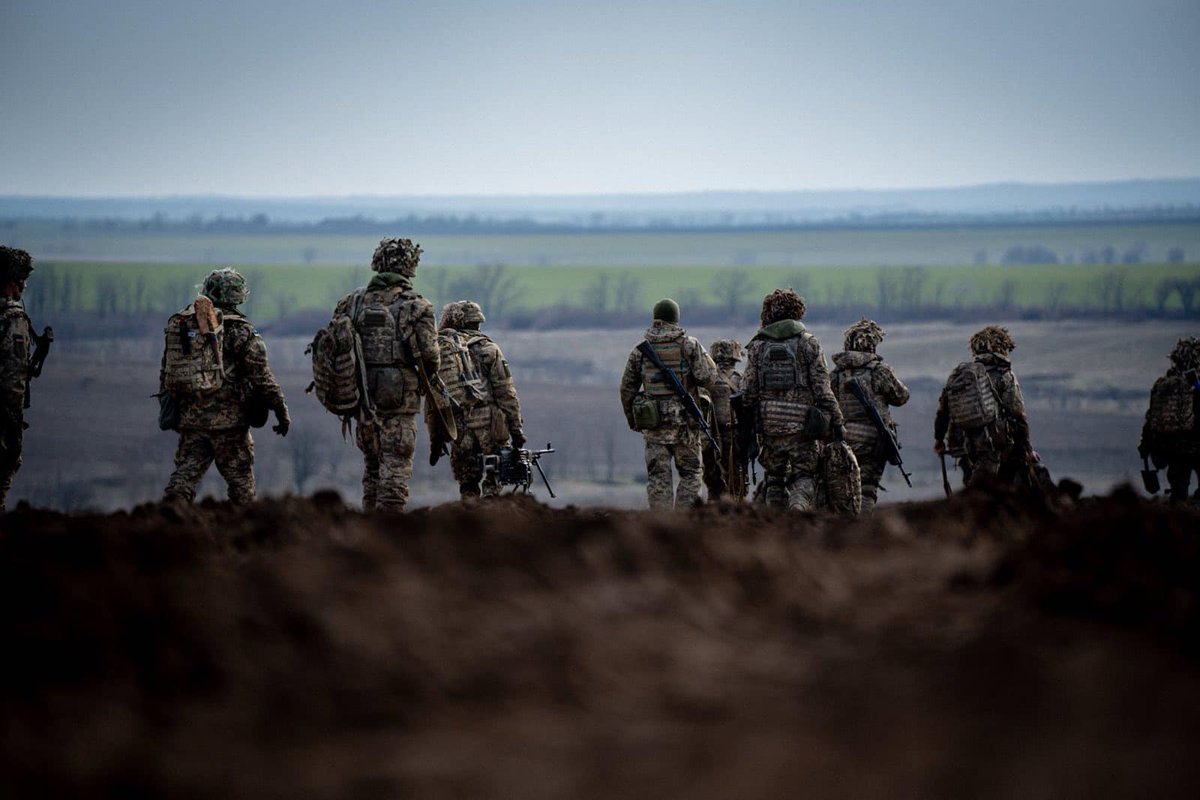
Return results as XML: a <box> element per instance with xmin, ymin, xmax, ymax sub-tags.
<box><xmin>459</xmin><ymin>301</ymin><xmax>486</xmax><ymax>325</ymax></box>
<box><xmin>201</xmin><ymin>268</ymin><xmax>248</xmax><ymax>306</ymax></box>
<box><xmin>652</xmin><ymin>298</ymin><xmax>679</xmax><ymax>324</ymax></box>
<box><xmin>0</xmin><ymin>246</ymin><xmax>33</xmax><ymax>284</ymax></box>
<box><xmin>371</xmin><ymin>237</ymin><xmax>422</xmax><ymax>276</ymax></box>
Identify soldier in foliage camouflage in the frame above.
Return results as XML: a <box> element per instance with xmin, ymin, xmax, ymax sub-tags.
<box><xmin>621</xmin><ymin>299</ymin><xmax>728</xmax><ymax>509</ymax></box>
<box><xmin>1138</xmin><ymin>336</ymin><xmax>1200</xmax><ymax>505</ymax></box>
<box><xmin>702</xmin><ymin>339</ymin><xmax>745</xmax><ymax>500</ymax></box>
<box><xmin>439</xmin><ymin>300</ymin><xmax>526</xmax><ymax>498</ymax></box>
<box><xmin>0</xmin><ymin>247</ymin><xmax>36</xmax><ymax>512</ymax></box>
<box><xmin>934</xmin><ymin>325</ymin><xmax>1038</xmax><ymax>488</ymax></box>
<box><xmin>334</xmin><ymin>238</ymin><xmax>438</xmax><ymax>512</ymax></box>
<box><xmin>163</xmin><ymin>269</ymin><xmax>289</xmax><ymax>505</ymax></box>
<box><xmin>830</xmin><ymin>318</ymin><xmax>910</xmax><ymax>514</ymax></box>
<box><xmin>743</xmin><ymin>289</ymin><xmax>843</xmax><ymax>510</ymax></box>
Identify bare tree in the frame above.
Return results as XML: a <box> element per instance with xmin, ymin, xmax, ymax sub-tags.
<box><xmin>289</xmin><ymin>427</ymin><xmax>321</xmax><ymax>494</ymax></box>
<box><xmin>450</xmin><ymin>264</ymin><xmax>522</xmax><ymax>320</ymax></box>
<box><xmin>709</xmin><ymin>269</ymin><xmax>755</xmax><ymax>321</ymax></box>
<box><xmin>613</xmin><ymin>273</ymin><xmax>643</xmax><ymax>311</ymax></box>
<box><xmin>897</xmin><ymin>266</ymin><xmax>927</xmax><ymax>313</ymax></box>
<box><xmin>876</xmin><ymin>270</ymin><xmax>899</xmax><ymax>313</ymax></box>
<box><xmin>585</xmin><ymin>273</ymin><xmax>613</xmax><ymax>312</ymax></box>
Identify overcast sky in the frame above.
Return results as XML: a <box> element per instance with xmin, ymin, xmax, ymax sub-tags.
<box><xmin>1</xmin><ymin>0</ymin><xmax>1197</xmax><ymax>197</ymax></box>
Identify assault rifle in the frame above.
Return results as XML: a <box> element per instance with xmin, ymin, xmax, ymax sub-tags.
<box><xmin>847</xmin><ymin>378</ymin><xmax>912</xmax><ymax>488</ymax></box>
<box><xmin>729</xmin><ymin>391</ymin><xmax>758</xmax><ymax>489</ymax></box>
<box><xmin>636</xmin><ymin>340</ymin><xmax>720</xmax><ymax>451</ymax></box>
<box><xmin>402</xmin><ymin>338</ymin><xmax>458</xmax><ymax>444</ymax></box>
<box><xmin>482</xmin><ymin>443</ymin><xmax>556</xmax><ymax>497</ymax></box>
<box><xmin>24</xmin><ymin>325</ymin><xmax>53</xmax><ymax>409</ymax></box>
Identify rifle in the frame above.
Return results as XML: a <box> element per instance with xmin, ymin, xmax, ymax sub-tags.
<box><xmin>403</xmin><ymin>338</ymin><xmax>458</xmax><ymax>443</ymax></box>
<box><xmin>636</xmin><ymin>340</ymin><xmax>720</xmax><ymax>451</ymax></box>
<box><xmin>939</xmin><ymin>452</ymin><xmax>952</xmax><ymax>498</ymax></box>
<box><xmin>847</xmin><ymin>378</ymin><xmax>912</xmax><ymax>488</ymax></box>
<box><xmin>24</xmin><ymin>325</ymin><xmax>53</xmax><ymax>409</ymax></box>
<box><xmin>483</xmin><ymin>443</ymin><xmax>556</xmax><ymax>497</ymax></box>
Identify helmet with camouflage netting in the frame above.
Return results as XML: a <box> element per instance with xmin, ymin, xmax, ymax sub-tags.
<box><xmin>760</xmin><ymin>288</ymin><xmax>806</xmax><ymax>326</ymax></box>
<box><xmin>709</xmin><ymin>339</ymin><xmax>744</xmax><ymax>365</ymax></box>
<box><xmin>201</xmin><ymin>268</ymin><xmax>248</xmax><ymax>307</ymax></box>
<box><xmin>371</xmin><ymin>237</ymin><xmax>422</xmax><ymax>276</ymax></box>
<box><xmin>0</xmin><ymin>246</ymin><xmax>33</xmax><ymax>285</ymax></box>
<box><xmin>969</xmin><ymin>325</ymin><xmax>1015</xmax><ymax>356</ymax></box>
<box><xmin>1169</xmin><ymin>336</ymin><xmax>1200</xmax><ymax>372</ymax></box>
<box><xmin>843</xmin><ymin>317</ymin><xmax>885</xmax><ymax>353</ymax></box>
<box><xmin>439</xmin><ymin>301</ymin><xmax>465</xmax><ymax>330</ymax></box>
<box><xmin>459</xmin><ymin>301</ymin><xmax>486</xmax><ymax>326</ymax></box>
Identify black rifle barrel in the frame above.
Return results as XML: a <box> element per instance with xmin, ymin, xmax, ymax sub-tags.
<box><xmin>847</xmin><ymin>378</ymin><xmax>912</xmax><ymax>488</ymax></box>
<box><xmin>636</xmin><ymin>340</ymin><xmax>720</xmax><ymax>451</ymax></box>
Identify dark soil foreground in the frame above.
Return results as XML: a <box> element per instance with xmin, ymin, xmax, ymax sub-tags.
<box><xmin>1</xmin><ymin>489</ymin><xmax>1199</xmax><ymax>799</ymax></box>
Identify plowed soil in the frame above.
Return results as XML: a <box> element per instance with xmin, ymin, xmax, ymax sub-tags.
<box><xmin>2</xmin><ymin>489</ymin><xmax>1198</xmax><ymax>799</ymax></box>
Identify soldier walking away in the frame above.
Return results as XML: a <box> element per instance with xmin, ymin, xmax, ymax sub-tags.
<box><xmin>161</xmin><ymin>269</ymin><xmax>289</xmax><ymax>505</ymax></box>
<box><xmin>742</xmin><ymin>289</ymin><xmax>844</xmax><ymax>510</ymax></box>
<box><xmin>934</xmin><ymin>326</ymin><xmax>1040</xmax><ymax>490</ymax></box>
<box><xmin>334</xmin><ymin>238</ymin><xmax>439</xmax><ymax>512</ymax></box>
<box><xmin>1</xmin><ymin>247</ymin><xmax>43</xmax><ymax>513</ymax></box>
<box><xmin>440</xmin><ymin>300</ymin><xmax>526</xmax><ymax>498</ymax></box>
<box><xmin>1138</xmin><ymin>337</ymin><xmax>1200</xmax><ymax>506</ymax></box>
<box><xmin>702</xmin><ymin>339</ymin><xmax>746</xmax><ymax>500</ymax></box>
<box><xmin>830</xmin><ymin>318</ymin><xmax>910</xmax><ymax>514</ymax></box>
<box><xmin>621</xmin><ymin>299</ymin><xmax>728</xmax><ymax>509</ymax></box>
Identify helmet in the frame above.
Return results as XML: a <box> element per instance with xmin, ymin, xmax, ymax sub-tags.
<box><xmin>439</xmin><ymin>301</ymin><xmax>465</xmax><ymax>330</ymax></box>
<box><xmin>459</xmin><ymin>301</ymin><xmax>486</xmax><ymax>325</ymax></box>
<box><xmin>1169</xmin><ymin>336</ymin><xmax>1200</xmax><ymax>372</ymax></box>
<box><xmin>843</xmin><ymin>317</ymin><xmax>885</xmax><ymax>353</ymax></box>
<box><xmin>201</xmin><ymin>268</ymin><xmax>248</xmax><ymax>306</ymax></box>
<box><xmin>371</xmin><ymin>237</ymin><xmax>422</xmax><ymax>276</ymax></box>
<box><xmin>709</xmin><ymin>339</ymin><xmax>744</xmax><ymax>365</ymax></box>
<box><xmin>760</xmin><ymin>288</ymin><xmax>806</xmax><ymax>326</ymax></box>
<box><xmin>652</xmin><ymin>298</ymin><xmax>679</xmax><ymax>324</ymax></box>
<box><xmin>969</xmin><ymin>325</ymin><xmax>1015</xmax><ymax>356</ymax></box>
<box><xmin>0</xmin><ymin>246</ymin><xmax>33</xmax><ymax>284</ymax></box>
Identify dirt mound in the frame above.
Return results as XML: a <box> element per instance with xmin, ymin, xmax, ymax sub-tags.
<box><xmin>2</xmin><ymin>491</ymin><xmax>1198</xmax><ymax>799</ymax></box>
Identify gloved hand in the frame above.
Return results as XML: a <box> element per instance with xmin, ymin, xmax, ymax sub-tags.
<box><xmin>272</xmin><ymin>407</ymin><xmax>291</xmax><ymax>437</ymax></box>
<box><xmin>933</xmin><ymin>439</ymin><xmax>946</xmax><ymax>455</ymax></box>
<box><xmin>831</xmin><ymin>422</ymin><xmax>845</xmax><ymax>442</ymax></box>
<box><xmin>510</xmin><ymin>428</ymin><xmax>527</xmax><ymax>449</ymax></box>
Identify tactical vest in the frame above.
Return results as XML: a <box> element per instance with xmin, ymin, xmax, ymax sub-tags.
<box><xmin>1147</xmin><ymin>374</ymin><xmax>1196</xmax><ymax>434</ymax></box>
<box><xmin>352</xmin><ymin>288</ymin><xmax>417</xmax><ymax>368</ymax></box>
<box><xmin>757</xmin><ymin>337</ymin><xmax>810</xmax><ymax>394</ymax></box>
<box><xmin>944</xmin><ymin>361</ymin><xmax>1001</xmax><ymax>430</ymax></box>
<box><xmin>437</xmin><ymin>329</ymin><xmax>489</xmax><ymax>409</ymax></box>
<box><xmin>641</xmin><ymin>337</ymin><xmax>687</xmax><ymax>399</ymax></box>
<box><xmin>162</xmin><ymin>302</ymin><xmax>225</xmax><ymax>395</ymax></box>
<box><xmin>833</xmin><ymin>364</ymin><xmax>880</xmax><ymax>444</ymax></box>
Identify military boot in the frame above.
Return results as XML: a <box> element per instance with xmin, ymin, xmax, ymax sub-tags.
<box><xmin>785</xmin><ymin>475</ymin><xmax>816</xmax><ymax>511</ymax></box>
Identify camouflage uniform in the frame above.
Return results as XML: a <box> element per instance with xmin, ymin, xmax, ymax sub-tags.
<box><xmin>702</xmin><ymin>339</ymin><xmax>745</xmax><ymax>500</ymax></box>
<box><xmin>743</xmin><ymin>290</ymin><xmax>843</xmax><ymax>511</ymax></box>
<box><xmin>0</xmin><ymin>247</ymin><xmax>35</xmax><ymax>512</ymax></box>
<box><xmin>1138</xmin><ymin>337</ymin><xmax>1200</xmax><ymax>505</ymax></box>
<box><xmin>620</xmin><ymin>302</ymin><xmax>728</xmax><ymax>509</ymax></box>
<box><xmin>443</xmin><ymin>301</ymin><xmax>525</xmax><ymax>498</ymax></box>
<box><xmin>830</xmin><ymin>319</ymin><xmax>910</xmax><ymax>514</ymax></box>
<box><xmin>163</xmin><ymin>269</ymin><xmax>289</xmax><ymax>504</ymax></box>
<box><xmin>934</xmin><ymin>326</ymin><xmax>1034</xmax><ymax>489</ymax></box>
<box><xmin>337</xmin><ymin>238</ymin><xmax>438</xmax><ymax>512</ymax></box>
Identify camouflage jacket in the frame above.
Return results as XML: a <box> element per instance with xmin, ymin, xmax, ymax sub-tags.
<box><xmin>464</xmin><ymin>330</ymin><xmax>523</xmax><ymax>436</ymax></box>
<box><xmin>335</xmin><ymin>273</ymin><xmax>438</xmax><ymax>416</ymax></box>
<box><xmin>830</xmin><ymin>351</ymin><xmax>909</xmax><ymax>432</ymax></box>
<box><xmin>1139</xmin><ymin>366</ymin><xmax>1200</xmax><ymax>456</ymax></box>
<box><xmin>0</xmin><ymin>297</ymin><xmax>32</xmax><ymax>418</ymax></box>
<box><xmin>742</xmin><ymin>319</ymin><xmax>842</xmax><ymax>433</ymax></box>
<box><xmin>935</xmin><ymin>353</ymin><xmax>1030</xmax><ymax>450</ymax></box>
<box><xmin>165</xmin><ymin>307</ymin><xmax>287</xmax><ymax>430</ymax></box>
<box><xmin>620</xmin><ymin>322</ymin><xmax>728</xmax><ymax>432</ymax></box>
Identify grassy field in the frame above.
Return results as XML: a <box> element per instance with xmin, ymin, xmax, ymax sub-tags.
<box><xmin>24</xmin><ymin>259</ymin><xmax>1200</xmax><ymax>324</ymax></box>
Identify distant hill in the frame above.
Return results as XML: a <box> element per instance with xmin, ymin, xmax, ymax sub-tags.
<box><xmin>2</xmin><ymin>178</ymin><xmax>1199</xmax><ymax>228</ymax></box>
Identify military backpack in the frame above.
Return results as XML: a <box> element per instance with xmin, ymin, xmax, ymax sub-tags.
<box><xmin>436</xmin><ymin>328</ymin><xmax>488</xmax><ymax>410</ymax></box>
<box><xmin>944</xmin><ymin>361</ymin><xmax>1001</xmax><ymax>431</ymax></box>
<box><xmin>307</xmin><ymin>299</ymin><xmax>364</xmax><ymax>418</ymax></box>
<box><xmin>757</xmin><ymin>335</ymin><xmax>820</xmax><ymax>437</ymax></box>
<box><xmin>1146</xmin><ymin>374</ymin><xmax>1196</xmax><ymax>434</ymax></box>
<box><xmin>815</xmin><ymin>440</ymin><xmax>862</xmax><ymax>515</ymax></box>
<box><xmin>833</xmin><ymin>364</ymin><xmax>880</xmax><ymax>445</ymax></box>
<box><xmin>161</xmin><ymin>298</ymin><xmax>225</xmax><ymax>395</ymax></box>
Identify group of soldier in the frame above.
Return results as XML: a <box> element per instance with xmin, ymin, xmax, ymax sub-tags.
<box><xmin>0</xmin><ymin>240</ymin><xmax>1197</xmax><ymax>514</ymax></box>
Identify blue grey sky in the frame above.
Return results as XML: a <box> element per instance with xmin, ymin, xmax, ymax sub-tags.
<box><xmin>1</xmin><ymin>0</ymin><xmax>1197</xmax><ymax>196</ymax></box>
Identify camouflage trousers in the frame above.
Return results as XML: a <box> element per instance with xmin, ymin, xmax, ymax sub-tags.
<box><xmin>758</xmin><ymin>434</ymin><xmax>820</xmax><ymax>510</ymax></box>
<box><xmin>1166</xmin><ymin>456</ymin><xmax>1200</xmax><ymax>505</ymax></box>
<box><xmin>451</xmin><ymin>424</ymin><xmax>499</xmax><ymax>498</ymax></box>
<box><xmin>164</xmin><ymin>428</ymin><xmax>255</xmax><ymax>504</ymax></box>
<box><xmin>356</xmin><ymin>413</ymin><xmax>417</xmax><ymax>512</ymax></box>
<box><xmin>957</xmin><ymin>446</ymin><xmax>1025</xmax><ymax>489</ymax></box>
<box><xmin>0</xmin><ymin>414</ymin><xmax>22</xmax><ymax>512</ymax></box>
<box><xmin>847</xmin><ymin>440</ymin><xmax>885</xmax><ymax>514</ymax></box>
<box><xmin>644</xmin><ymin>428</ymin><xmax>703</xmax><ymax>509</ymax></box>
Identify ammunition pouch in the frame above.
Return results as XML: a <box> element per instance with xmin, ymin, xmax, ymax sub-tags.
<box><xmin>243</xmin><ymin>389</ymin><xmax>271</xmax><ymax>429</ymax></box>
<box><xmin>632</xmin><ymin>393</ymin><xmax>661</xmax><ymax>430</ymax></box>
<box><xmin>155</xmin><ymin>391</ymin><xmax>180</xmax><ymax>432</ymax></box>
<box><xmin>804</xmin><ymin>406</ymin><xmax>832</xmax><ymax>440</ymax></box>
<box><xmin>368</xmin><ymin>366</ymin><xmax>408</xmax><ymax>412</ymax></box>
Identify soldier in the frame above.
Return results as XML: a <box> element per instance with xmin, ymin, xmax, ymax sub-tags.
<box><xmin>334</xmin><ymin>238</ymin><xmax>438</xmax><ymax>512</ymax></box>
<box><xmin>934</xmin><ymin>325</ymin><xmax>1038</xmax><ymax>488</ymax></box>
<box><xmin>0</xmin><ymin>247</ymin><xmax>36</xmax><ymax>513</ymax></box>
<box><xmin>162</xmin><ymin>268</ymin><xmax>289</xmax><ymax>504</ymax></box>
<box><xmin>443</xmin><ymin>300</ymin><xmax>526</xmax><ymax>498</ymax></box>
<box><xmin>621</xmin><ymin>298</ymin><xmax>728</xmax><ymax>509</ymax></box>
<box><xmin>702</xmin><ymin>339</ymin><xmax>746</xmax><ymax>500</ymax></box>
<box><xmin>742</xmin><ymin>289</ymin><xmax>844</xmax><ymax>510</ymax></box>
<box><xmin>1138</xmin><ymin>336</ymin><xmax>1200</xmax><ymax>505</ymax></box>
<box><xmin>830</xmin><ymin>318</ymin><xmax>910</xmax><ymax>514</ymax></box>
